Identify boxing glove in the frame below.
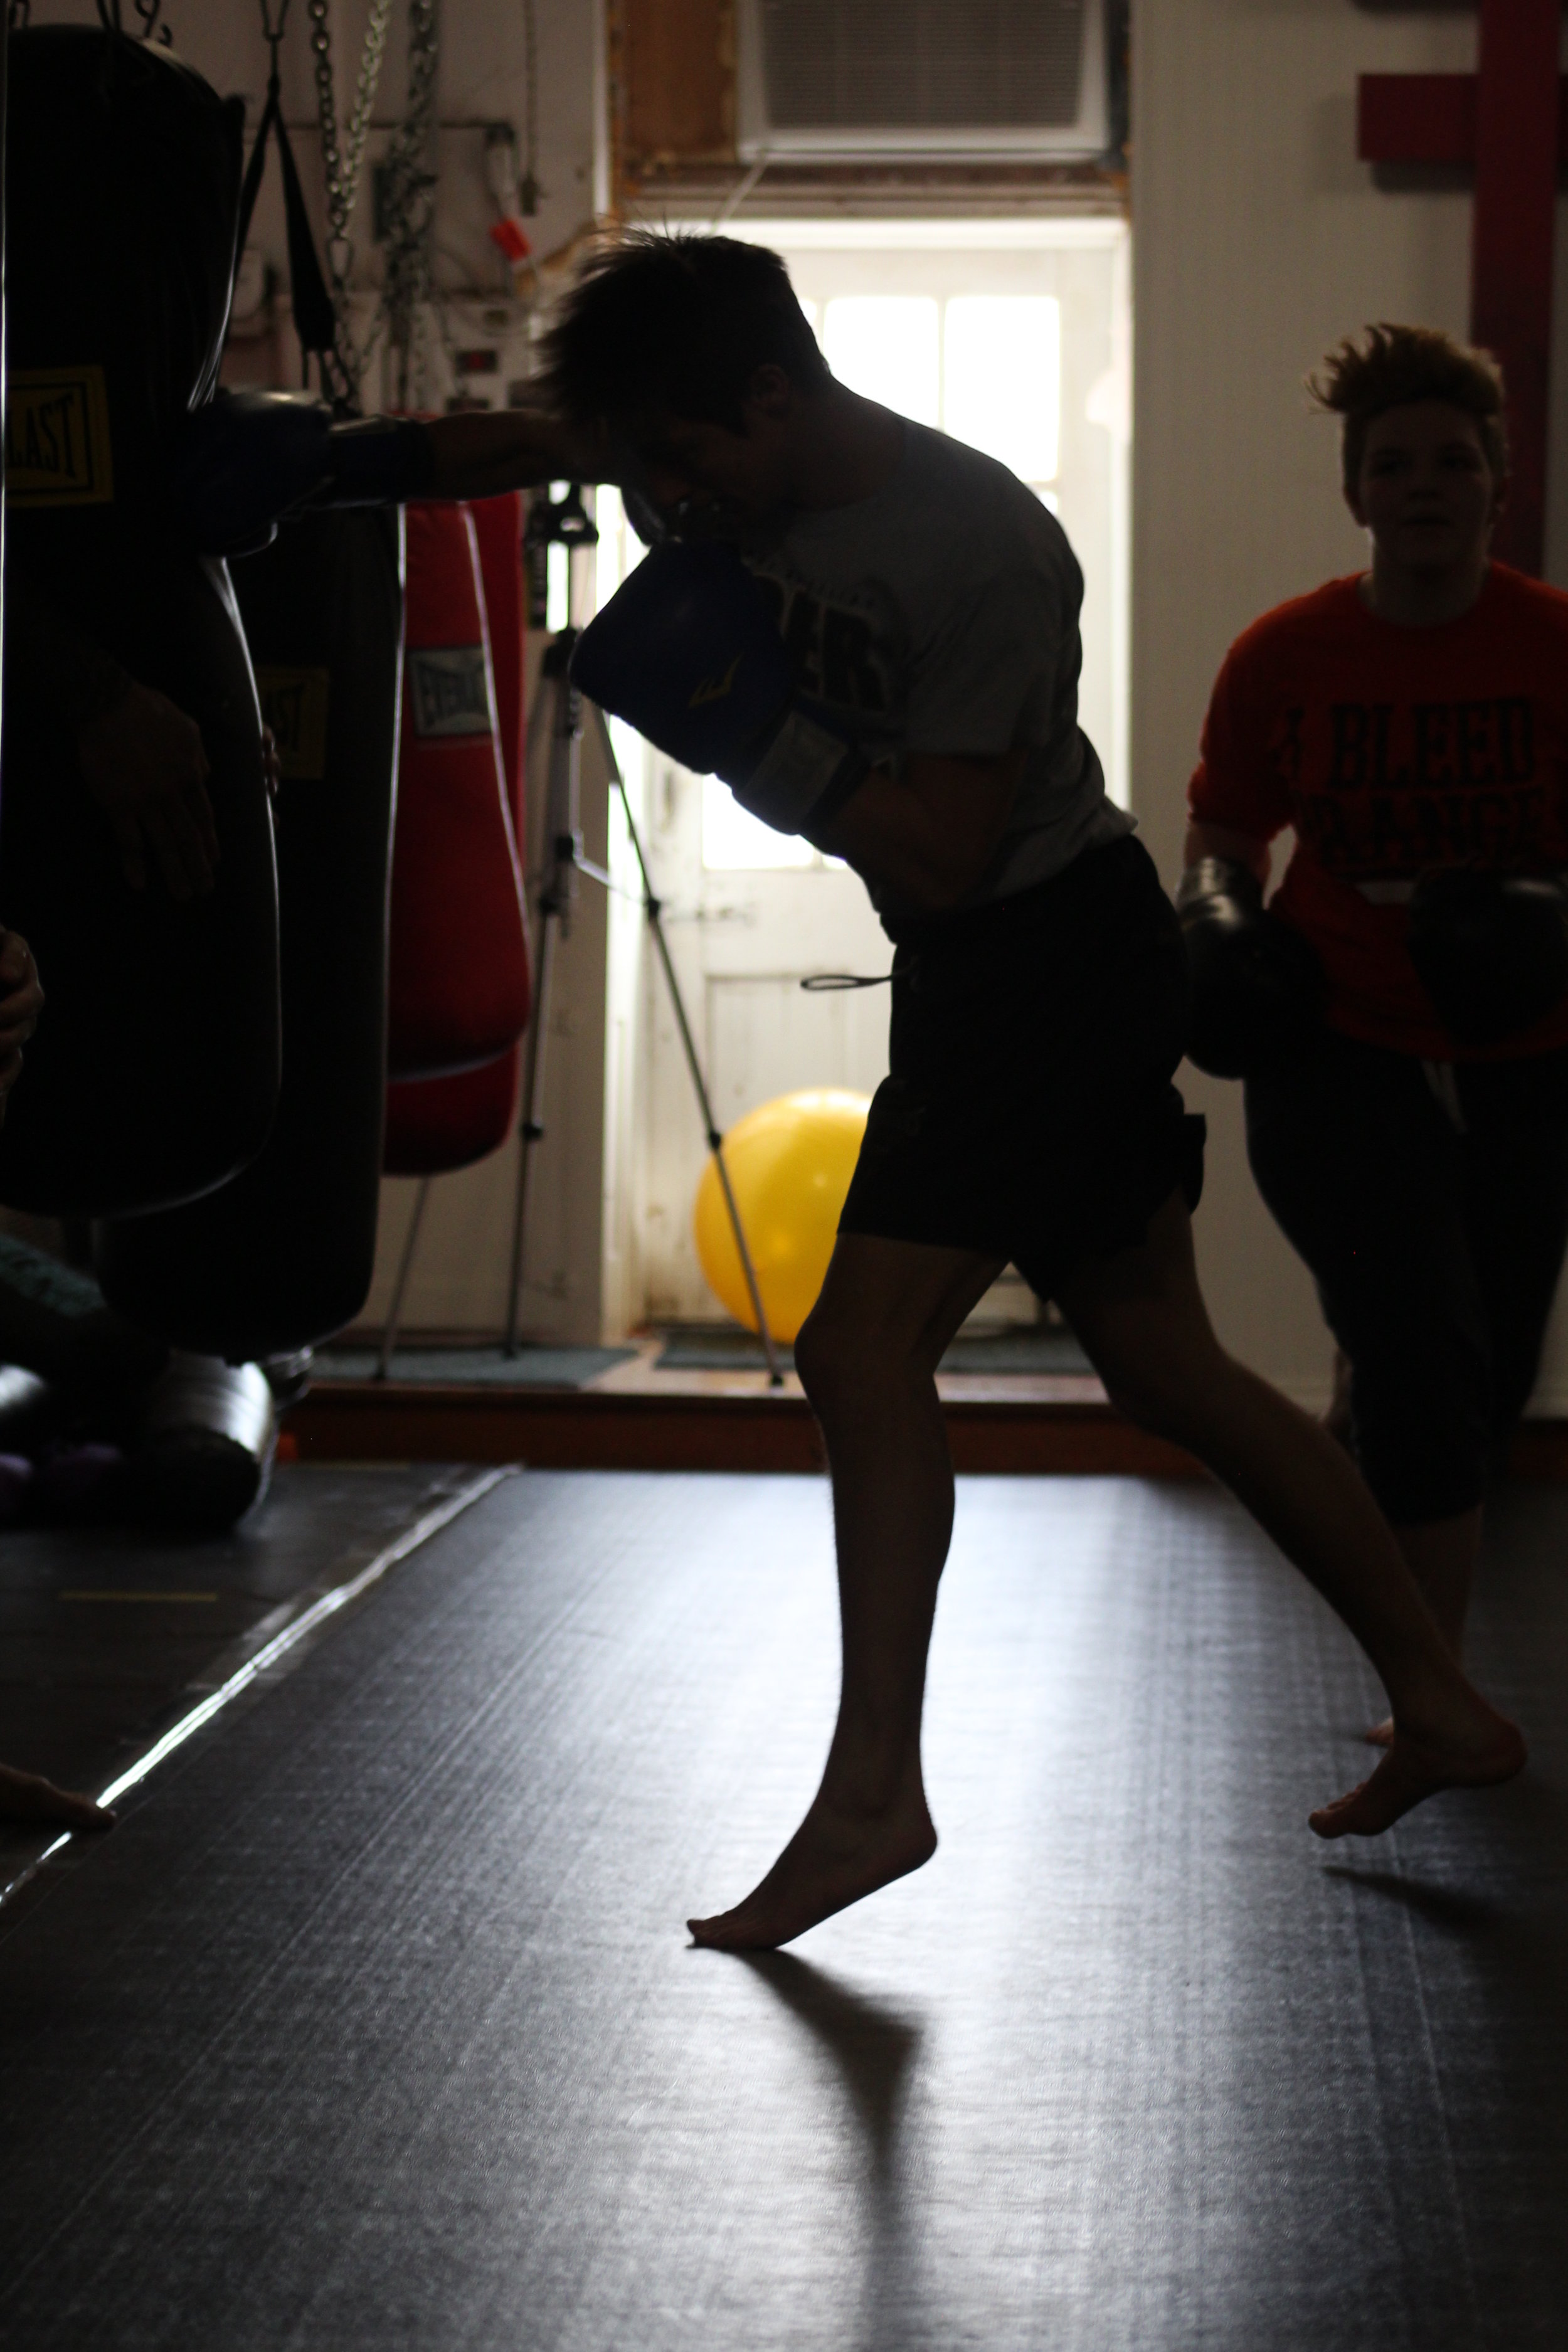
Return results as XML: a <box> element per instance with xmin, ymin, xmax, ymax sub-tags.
<box><xmin>175</xmin><ymin>391</ymin><xmax>435</xmax><ymax>555</ymax></box>
<box><xmin>1177</xmin><ymin>857</ymin><xmax>1324</xmax><ymax>1079</ymax></box>
<box><xmin>1407</xmin><ymin>868</ymin><xmax>1568</xmax><ymax>1046</ymax></box>
<box><xmin>570</xmin><ymin>539</ymin><xmax>867</xmax><ymax>841</ymax></box>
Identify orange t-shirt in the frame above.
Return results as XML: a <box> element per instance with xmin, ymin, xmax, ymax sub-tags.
<box><xmin>1187</xmin><ymin>562</ymin><xmax>1568</xmax><ymax>1059</ymax></box>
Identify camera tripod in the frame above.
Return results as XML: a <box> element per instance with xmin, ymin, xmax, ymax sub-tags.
<box><xmin>501</xmin><ymin>657</ymin><xmax>779</xmax><ymax>1378</ymax></box>
<box><xmin>378</xmin><ymin>488</ymin><xmax>780</xmax><ymax>1383</ymax></box>
<box><xmin>502</xmin><ymin>489</ymin><xmax>782</xmax><ymax>1381</ymax></box>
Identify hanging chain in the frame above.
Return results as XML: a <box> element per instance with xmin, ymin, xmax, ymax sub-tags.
<box><xmin>307</xmin><ymin>0</ymin><xmax>393</xmax><ymax>294</ymax></box>
<box><xmin>379</xmin><ymin>0</ymin><xmax>440</xmax><ymax>409</ymax></box>
<box><xmin>520</xmin><ymin>0</ymin><xmax>539</xmax><ymax>213</ymax></box>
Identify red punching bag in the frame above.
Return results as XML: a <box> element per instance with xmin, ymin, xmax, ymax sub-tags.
<box><xmin>471</xmin><ymin>492</ymin><xmax>528</xmax><ymax>840</ymax></box>
<box><xmin>386</xmin><ymin>501</ymin><xmax>530</xmax><ymax>1081</ymax></box>
<box><xmin>384</xmin><ymin>1046</ymin><xmax>520</xmax><ymax>1176</ymax></box>
<box><xmin>384</xmin><ymin>493</ymin><xmax>530</xmax><ymax>1173</ymax></box>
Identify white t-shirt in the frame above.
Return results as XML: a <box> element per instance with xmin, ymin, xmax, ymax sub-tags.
<box><xmin>736</xmin><ymin>420</ymin><xmax>1131</xmax><ymax>917</ymax></box>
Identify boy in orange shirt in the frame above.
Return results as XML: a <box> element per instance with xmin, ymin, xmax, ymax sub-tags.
<box><xmin>1185</xmin><ymin>324</ymin><xmax>1568</xmax><ymax>1734</ymax></box>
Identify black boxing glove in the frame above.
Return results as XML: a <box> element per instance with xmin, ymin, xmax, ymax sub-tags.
<box><xmin>1407</xmin><ymin>868</ymin><xmax>1568</xmax><ymax>1046</ymax></box>
<box><xmin>1176</xmin><ymin>857</ymin><xmax>1325</xmax><ymax>1079</ymax></box>
<box><xmin>175</xmin><ymin>392</ymin><xmax>436</xmax><ymax>556</ymax></box>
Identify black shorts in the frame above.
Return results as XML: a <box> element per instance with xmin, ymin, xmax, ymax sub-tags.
<box><xmin>1246</xmin><ymin>1029</ymin><xmax>1568</xmax><ymax>1522</ymax></box>
<box><xmin>839</xmin><ymin>835</ymin><xmax>1206</xmax><ymax>1300</ymax></box>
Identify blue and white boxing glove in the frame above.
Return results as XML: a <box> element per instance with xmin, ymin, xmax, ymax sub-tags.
<box><xmin>175</xmin><ymin>391</ymin><xmax>437</xmax><ymax>555</ymax></box>
<box><xmin>570</xmin><ymin>541</ymin><xmax>868</xmax><ymax>844</ymax></box>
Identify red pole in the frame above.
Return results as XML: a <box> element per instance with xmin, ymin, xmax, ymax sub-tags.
<box><xmin>1470</xmin><ymin>0</ymin><xmax>1560</xmax><ymax>576</ymax></box>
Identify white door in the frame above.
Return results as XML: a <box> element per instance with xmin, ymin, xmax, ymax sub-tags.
<box><xmin>623</xmin><ymin>218</ymin><xmax>1131</xmax><ymax>1327</ymax></box>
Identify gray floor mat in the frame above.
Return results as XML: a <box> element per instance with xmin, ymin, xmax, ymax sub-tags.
<box><xmin>655</xmin><ymin>1323</ymin><xmax>1094</xmax><ymax>1375</ymax></box>
<box><xmin>315</xmin><ymin>1344</ymin><xmax>637</xmax><ymax>1387</ymax></box>
<box><xmin>0</xmin><ymin>1463</ymin><xmax>475</xmax><ymax>1817</ymax></box>
<box><xmin>0</xmin><ymin>1471</ymin><xmax>1562</xmax><ymax>2349</ymax></box>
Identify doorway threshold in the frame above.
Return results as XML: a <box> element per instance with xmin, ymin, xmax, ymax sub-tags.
<box><xmin>291</xmin><ymin>1333</ymin><xmax>1200</xmax><ymax>1476</ymax></box>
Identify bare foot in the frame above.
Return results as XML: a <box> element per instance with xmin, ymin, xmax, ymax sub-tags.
<box><xmin>689</xmin><ymin>1785</ymin><xmax>938</xmax><ymax>1952</ymax></box>
<box><xmin>0</xmin><ymin>1762</ymin><xmax>115</xmax><ymax>1833</ymax></box>
<box><xmin>1310</xmin><ymin>1707</ymin><xmax>1525</xmax><ymax>1840</ymax></box>
<box><xmin>1364</xmin><ymin>1715</ymin><xmax>1395</xmax><ymax>1749</ymax></box>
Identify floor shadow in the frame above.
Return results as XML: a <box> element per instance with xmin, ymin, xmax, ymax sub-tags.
<box><xmin>739</xmin><ymin>1952</ymin><xmax>930</xmax><ymax>2351</ymax></box>
<box><xmin>1320</xmin><ymin>1865</ymin><xmax>1504</xmax><ymax>1936</ymax></box>
<box><xmin>1322</xmin><ymin>1812</ymin><xmax>1568</xmax><ymax>2334</ymax></box>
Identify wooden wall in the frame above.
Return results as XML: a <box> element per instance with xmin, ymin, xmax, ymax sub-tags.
<box><xmin>613</xmin><ymin>0</ymin><xmax>735</xmax><ymax>188</ymax></box>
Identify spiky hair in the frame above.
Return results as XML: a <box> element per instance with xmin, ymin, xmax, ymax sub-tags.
<box><xmin>1309</xmin><ymin>323</ymin><xmax>1507</xmax><ymax>493</ymax></box>
<box><xmin>536</xmin><ymin>231</ymin><xmax>829</xmax><ymax>432</ymax></box>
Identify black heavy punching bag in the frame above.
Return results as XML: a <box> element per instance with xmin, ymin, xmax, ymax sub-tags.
<box><xmin>0</xmin><ymin>25</ymin><xmax>279</xmax><ymax>1217</ymax></box>
<box><xmin>98</xmin><ymin>509</ymin><xmax>405</xmax><ymax>1357</ymax></box>
<box><xmin>96</xmin><ymin>40</ymin><xmax>405</xmax><ymax>1362</ymax></box>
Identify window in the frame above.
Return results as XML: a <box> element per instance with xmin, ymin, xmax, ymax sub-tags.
<box><xmin>822</xmin><ymin>290</ymin><xmax>1059</xmax><ymax>489</ymax></box>
<box><xmin>822</xmin><ymin>295</ymin><xmax>940</xmax><ymax>425</ymax></box>
<box><xmin>701</xmin><ymin>776</ymin><xmax>815</xmax><ymax>868</ymax></box>
<box><xmin>943</xmin><ymin>295</ymin><xmax>1059</xmax><ymax>484</ymax></box>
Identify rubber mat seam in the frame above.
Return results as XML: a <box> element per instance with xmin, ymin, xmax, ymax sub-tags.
<box><xmin>0</xmin><ymin>1468</ymin><xmax>512</xmax><ymax>1921</ymax></box>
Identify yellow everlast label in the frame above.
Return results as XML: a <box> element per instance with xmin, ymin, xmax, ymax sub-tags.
<box><xmin>256</xmin><ymin>666</ymin><xmax>331</xmax><ymax>781</ymax></box>
<box><xmin>5</xmin><ymin>366</ymin><xmax>114</xmax><ymax>504</ymax></box>
<box><xmin>690</xmin><ymin>654</ymin><xmax>742</xmax><ymax>707</ymax></box>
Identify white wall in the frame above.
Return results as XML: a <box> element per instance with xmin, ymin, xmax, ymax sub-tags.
<box><xmin>1130</xmin><ymin>0</ymin><xmax>1568</xmax><ymax>1412</ymax></box>
<box><xmin>37</xmin><ymin>0</ymin><xmax>604</xmax><ymax>314</ymax></box>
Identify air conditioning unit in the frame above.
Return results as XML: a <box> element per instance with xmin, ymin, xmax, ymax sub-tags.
<box><xmin>736</xmin><ymin>0</ymin><xmax>1112</xmax><ymax>162</ymax></box>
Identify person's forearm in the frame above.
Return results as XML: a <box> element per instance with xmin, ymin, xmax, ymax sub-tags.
<box><xmin>1184</xmin><ymin>819</ymin><xmax>1272</xmax><ymax>886</ymax></box>
<box><xmin>817</xmin><ymin>750</ymin><xmax>1023</xmax><ymax>913</ymax></box>
<box><xmin>425</xmin><ymin>407</ymin><xmax>618</xmax><ymax>501</ymax></box>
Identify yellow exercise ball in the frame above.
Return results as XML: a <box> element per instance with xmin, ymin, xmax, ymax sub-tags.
<box><xmin>694</xmin><ymin>1087</ymin><xmax>871</xmax><ymax>1343</ymax></box>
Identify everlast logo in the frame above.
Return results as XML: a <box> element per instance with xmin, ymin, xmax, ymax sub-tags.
<box><xmin>255</xmin><ymin>667</ymin><xmax>331</xmax><ymax>781</ymax></box>
<box><xmin>4</xmin><ymin>367</ymin><xmax>114</xmax><ymax>504</ymax></box>
<box><xmin>1291</xmin><ymin>696</ymin><xmax>1548</xmax><ymax>875</ymax></box>
<box><xmin>748</xmin><ymin>575</ymin><xmax>889</xmax><ymax>714</ymax></box>
<box><xmin>409</xmin><ymin>645</ymin><xmax>493</xmax><ymax>738</ymax></box>
<box><xmin>689</xmin><ymin>654</ymin><xmax>742</xmax><ymax>707</ymax></box>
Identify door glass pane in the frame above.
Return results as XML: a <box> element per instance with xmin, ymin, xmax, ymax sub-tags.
<box><xmin>824</xmin><ymin>295</ymin><xmax>940</xmax><ymax>424</ymax></box>
<box><xmin>943</xmin><ymin>295</ymin><xmax>1061</xmax><ymax>483</ymax></box>
<box><xmin>702</xmin><ymin>775</ymin><xmax>814</xmax><ymax>869</ymax></box>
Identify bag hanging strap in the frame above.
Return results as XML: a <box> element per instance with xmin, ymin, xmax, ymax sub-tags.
<box><xmin>237</xmin><ymin>0</ymin><xmax>351</xmax><ymax>404</ymax></box>
<box><xmin>95</xmin><ymin>0</ymin><xmax>168</xmax><ymax>37</ymax></box>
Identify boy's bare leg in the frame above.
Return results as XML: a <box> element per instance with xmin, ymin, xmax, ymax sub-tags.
<box><xmin>1055</xmin><ymin>1193</ymin><xmax>1523</xmax><ymax>1836</ymax></box>
<box><xmin>688</xmin><ymin>1234</ymin><xmax>1004</xmax><ymax>1953</ymax></box>
<box><xmin>1321</xmin><ymin>1355</ymin><xmax>1484</xmax><ymax>1747</ymax></box>
<box><xmin>691</xmin><ymin>1195</ymin><xmax>1524</xmax><ymax>1952</ymax></box>
<box><xmin>1365</xmin><ymin>1506</ymin><xmax>1484</xmax><ymax>1745</ymax></box>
